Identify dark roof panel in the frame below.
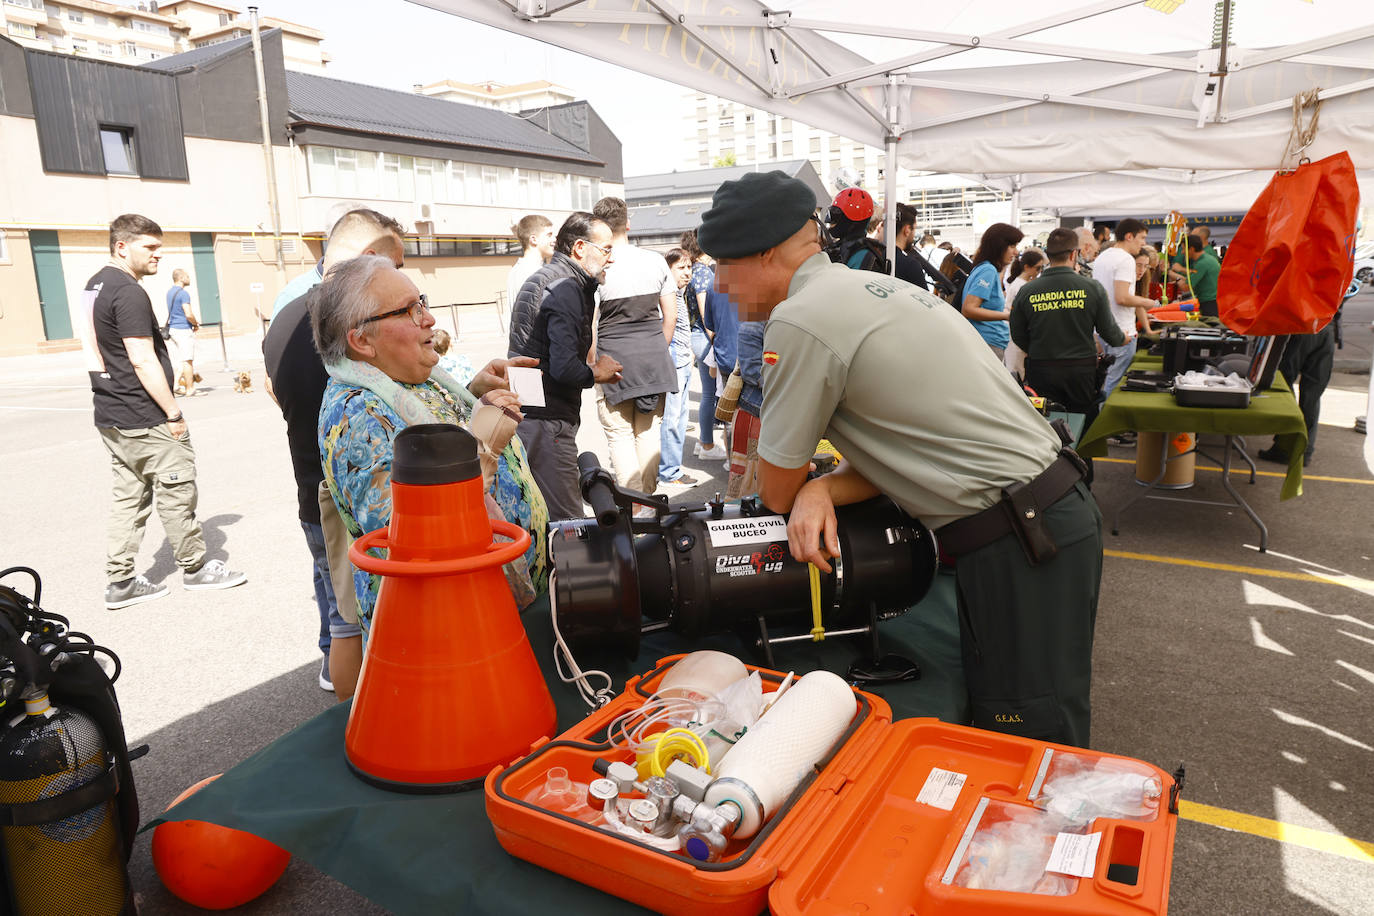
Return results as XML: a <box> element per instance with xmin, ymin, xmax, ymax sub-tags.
<box><xmin>284</xmin><ymin>73</ymin><xmax>601</xmax><ymax>165</ymax></box>
<box><xmin>626</xmin><ymin>160</ymin><xmax>820</xmax><ymax>203</ymax></box>
<box><xmin>141</xmin><ymin>33</ymin><xmax>256</xmax><ymax>72</ymax></box>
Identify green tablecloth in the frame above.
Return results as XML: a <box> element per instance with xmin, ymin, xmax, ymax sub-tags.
<box><xmin>147</xmin><ymin>573</ymin><xmax>967</xmax><ymax>916</ymax></box>
<box><xmin>1079</xmin><ymin>355</ymin><xmax>1308</xmax><ymax>499</ymax></box>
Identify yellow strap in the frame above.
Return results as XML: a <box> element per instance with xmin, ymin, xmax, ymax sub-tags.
<box><xmin>809</xmin><ymin>563</ymin><xmax>825</xmax><ymax>641</ymax></box>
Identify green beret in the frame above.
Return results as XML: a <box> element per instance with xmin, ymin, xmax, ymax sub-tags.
<box><xmin>698</xmin><ymin>171</ymin><xmax>818</xmax><ymax>259</ymax></box>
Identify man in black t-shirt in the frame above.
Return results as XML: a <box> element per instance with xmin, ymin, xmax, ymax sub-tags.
<box><xmin>83</xmin><ymin>213</ymin><xmax>245</xmax><ymax>609</ymax></box>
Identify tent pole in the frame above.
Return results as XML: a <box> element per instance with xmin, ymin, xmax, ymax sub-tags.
<box><xmin>1011</xmin><ymin>174</ymin><xmax>1023</xmax><ymax>229</ymax></box>
<box><xmin>884</xmin><ymin>76</ymin><xmax>900</xmax><ymax>276</ymax></box>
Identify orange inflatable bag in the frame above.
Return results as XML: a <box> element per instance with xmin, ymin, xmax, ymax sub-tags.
<box><xmin>1218</xmin><ymin>151</ymin><xmax>1358</xmax><ymax>335</ymax></box>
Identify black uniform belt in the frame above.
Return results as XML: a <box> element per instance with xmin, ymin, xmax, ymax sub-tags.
<box><xmin>1025</xmin><ymin>356</ymin><xmax>1098</xmax><ymax>369</ymax></box>
<box><xmin>936</xmin><ymin>451</ymin><xmax>1087</xmax><ymax>562</ymax></box>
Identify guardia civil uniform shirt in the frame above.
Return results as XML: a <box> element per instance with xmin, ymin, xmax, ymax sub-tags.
<box><xmin>757</xmin><ymin>253</ymin><xmax>1061</xmax><ymax>531</ymax></box>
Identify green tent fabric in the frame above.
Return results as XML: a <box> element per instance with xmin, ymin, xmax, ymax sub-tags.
<box><xmin>1080</xmin><ymin>355</ymin><xmax>1308</xmax><ymax>499</ymax></box>
<box><xmin>145</xmin><ymin>572</ymin><xmax>968</xmax><ymax>915</ymax></box>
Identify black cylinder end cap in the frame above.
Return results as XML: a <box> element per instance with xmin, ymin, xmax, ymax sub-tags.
<box><xmin>392</xmin><ymin>424</ymin><xmax>481</xmax><ymax>485</ymax></box>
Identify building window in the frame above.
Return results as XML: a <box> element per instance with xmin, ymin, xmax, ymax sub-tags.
<box><xmin>121</xmin><ymin>41</ymin><xmax>136</xmax><ymax>55</ymax></box>
<box><xmin>0</xmin><ymin>233</ymin><xmax>8</xmax><ymax>264</ymax></box>
<box><xmin>133</xmin><ymin>20</ymin><xmax>169</xmax><ymax>36</ymax></box>
<box><xmin>93</xmin><ymin>14</ymin><xmax>107</xmax><ymax>26</ymax></box>
<box><xmin>71</xmin><ymin>38</ymin><xmax>86</xmax><ymax>52</ymax></box>
<box><xmin>414</xmin><ymin>158</ymin><xmax>445</xmax><ymax>203</ymax></box>
<box><xmin>99</xmin><ymin>127</ymin><xmax>137</xmax><ymax>176</ymax></box>
<box><xmin>4</xmin><ymin>0</ymin><xmax>42</xmax><ymax>8</ymax></box>
<box><xmin>66</xmin><ymin>7</ymin><xmax>80</xmax><ymax>20</ymax></box>
<box><xmin>380</xmin><ymin>153</ymin><xmax>415</xmax><ymax>200</ymax></box>
<box><xmin>218</xmin><ymin>12</ymin><xmax>230</xmax><ymax>25</ymax></box>
<box><xmin>43</xmin><ymin>3</ymin><xmax>58</xmax><ymax>18</ymax></box>
<box><xmin>481</xmin><ymin>167</ymin><xmax>499</xmax><ymax>204</ymax></box>
<box><xmin>809</xmin><ymin>137</ymin><xmax>821</xmax><ymax>154</ymax></box>
<box><xmin>7</xmin><ymin>22</ymin><xmax>37</xmax><ymax>38</ymax></box>
<box><xmin>98</xmin><ymin>41</ymin><xmax>113</xmax><ymax>55</ymax></box>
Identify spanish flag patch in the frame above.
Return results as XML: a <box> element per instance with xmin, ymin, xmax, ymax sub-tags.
<box><xmin>762</xmin><ymin>350</ymin><xmax>779</xmax><ymax>365</ymax></box>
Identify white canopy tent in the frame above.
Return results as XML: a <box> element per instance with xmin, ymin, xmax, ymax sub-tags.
<box><xmin>411</xmin><ymin>0</ymin><xmax>1374</xmax><ymax>260</ymax></box>
<box><xmin>978</xmin><ymin>167</ymin><xmax>1374</xmax><ymax>218</ymax></box>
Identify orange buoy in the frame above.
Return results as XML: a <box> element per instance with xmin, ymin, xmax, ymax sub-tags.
<box><xmin>346</xmin><ymin>424</ymin><xmax>556</xmax><ymax>792</ymax></box>
<box><xmin>151</xmin><ymin>774</ymin><xmax>290</xmax><ymax>910</ymax></box>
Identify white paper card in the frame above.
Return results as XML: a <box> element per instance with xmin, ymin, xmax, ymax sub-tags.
<box><xmin>915</xmin><ymin>768</ymin><xmax>967</xmax><ymax>810</ymax></box>
<box><xmin>506</xmin><ymin>366</ymin><xmax>545</xmax><ymax>408</ymax></box>
<box><xmin>704</xmin><ymin>516</ymin><xmax>788</xmax><ymax>547</ymax></box>
<box><xmin>1046</xmin><ymin>831</ymin><xmax>1102</xmax><ymax>878</ymax></box>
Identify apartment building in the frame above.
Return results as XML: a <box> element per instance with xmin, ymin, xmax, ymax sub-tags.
<box><xmin>2</xmin><ymin>0</ymin><xmax>182</xmax><ymax>63</ymax></box>
<box><xmin>683</xmin><ymin>92</ymin><xmax>1037</xmax><ymax>240</ymax></box>
<box><xmin>158</xmin><ymin>0</ymin><xmax>326</xmax><ymax>72</ymax></box>
<box><xmin>0</xmin><ymin>30</ymin><xmax>623</xmax><ymax>355</ymax></box>
<box><xmin>416</xmin><ymin>79</ymin><xmax>575</xmax><ymax>112</ymax></box>
<box><xmin>0</xmin><ymin>0</ymin><xmax>325</xmax><ymax>70</ymax></box>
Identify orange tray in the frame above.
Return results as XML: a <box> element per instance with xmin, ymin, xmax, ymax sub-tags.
<box><xmin>485</xmin><ymin>657</ymin><xmax>1178</xmax><ymax>916</ymax></box>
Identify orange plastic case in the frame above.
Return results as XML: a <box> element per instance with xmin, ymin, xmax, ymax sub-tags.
<box><xmin>485</xmin><ymin>657</ymin><xmax>1178</xmax><ymax>916</ymax></box>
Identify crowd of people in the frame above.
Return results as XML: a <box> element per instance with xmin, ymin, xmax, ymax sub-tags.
<box><xmin>83</xmin><ymin>183</ymin><xmax>1330</xmax><ymax>752</ymax></box>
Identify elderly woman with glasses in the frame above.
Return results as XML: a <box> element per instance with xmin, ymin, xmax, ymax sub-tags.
<box><xmin>309</xmin><ymin>254</ymin><xmax>547</xmax><ymax>642</ymax></box>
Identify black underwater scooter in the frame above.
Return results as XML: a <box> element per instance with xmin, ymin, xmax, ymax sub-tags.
<box><xmin>549</xmin><ymin>454</ymin><xmax>939</xmax><ymax>680</ymax></box>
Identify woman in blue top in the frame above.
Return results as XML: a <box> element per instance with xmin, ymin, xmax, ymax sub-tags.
<box><xmin>961</xmin><ymin>222</ymin><xmax>1024</xmax><ymax>359</ymax></box>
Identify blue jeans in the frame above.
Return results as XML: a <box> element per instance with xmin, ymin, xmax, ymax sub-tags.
<box><xmin>692</xmin><ymin>327</ymin><xmax>718</xmax><ymax>447</ymax></box>
<box><xmin>659</xmin><ymin>351</ymin><xmax>694</xmax><ymax>481</ymax></box>
<box><xmin>1098</xmin><ymin>338</ymin><xmax>1137</xmax><ymax>404</ymax></box>
<box><xmin>302</xmin><ymin>519</ymin><xmax>360</xmax><ymax>653</ymax></box>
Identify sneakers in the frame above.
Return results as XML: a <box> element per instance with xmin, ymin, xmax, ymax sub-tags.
<box><xmin>698</xmin><ymin>443</ymin><xmax>728</xmax><ymax>461</ymax></box>
<box><xmin>318</xmin><ymin>657</ymin><xmax>334</xmax><ymax>692</ymax></box>
<box><xmin>105</xmin><ymin>575</ymin><xmax>169</xmax><ymax>610</ymax></box>
<box><xmin>183</xmin><ymin>559</ymin><xmax>248</xmax><ymax>591</ymax></box>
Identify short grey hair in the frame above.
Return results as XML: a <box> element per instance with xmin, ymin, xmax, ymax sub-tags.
<box><xmin>309</xmin><ymin>254</ymin><xmax>395</xmax><ymax>365</ymax></box>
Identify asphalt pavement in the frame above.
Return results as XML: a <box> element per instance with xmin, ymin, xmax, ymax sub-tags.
<box><xmin>1</xmin><ymin>291</ymin><xmax>1371</xmax><ymax>915</ymax></box>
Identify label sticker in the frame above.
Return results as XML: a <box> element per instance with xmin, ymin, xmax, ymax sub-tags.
<box><xmin>713</xmin><ymin>542</ymin><xmax>788</xmax><ymax>578</ymax></box>
<box><xmin>915</xmin><ymin>767</ymin><xmax>967</xmax><ymax>811</ymax></box>
<box><xmin>1045</xmin><ymin>831</ymin><xmax>1102</xmax><ymax>878</ymax></box>
<box><xmin>705</xmin><ymin>516</ymin><xmax>787</xmax><ymax>547</ymax></box>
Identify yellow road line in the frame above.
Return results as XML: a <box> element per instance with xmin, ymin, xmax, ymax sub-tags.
<box><xmin>1179</xmin><ymin>800</ymin><xmax>1374</xmax><ymax>863</ymax></box>
<box><xmin>1103</xmin><ymin>549</ymin><xmax>1334</xmax><ymax>584</ymax></box>
<box><xmin>1095</xmin><ymin>456</ymin><xmax>1373</xmax><ymax>485</ymax></box>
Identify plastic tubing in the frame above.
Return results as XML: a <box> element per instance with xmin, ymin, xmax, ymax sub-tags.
<box><xmin>648</xmin><ymin>728</ymin><xmax>711</xmax><ymax>777</ymax></box>
<box><xmin>606</xmin><ymin>693</ymin><xmax>727</xmax><ymax>754</ymax></box>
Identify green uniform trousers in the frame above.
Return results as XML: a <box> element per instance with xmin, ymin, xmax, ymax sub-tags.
<box><xmin>953</xmin><ymin>481</ymin><xmax>1103</xmax><ymax>748</ymax></box>
<box><xmin>99</xmin><ymin>423</ymin><xmax>205</xmax><ymax>582</ymax></box>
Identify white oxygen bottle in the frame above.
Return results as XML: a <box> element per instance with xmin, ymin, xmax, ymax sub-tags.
<box><xmin>702</xmin><ymin>671</ymin><xmax>856</xmax><ymax>838</ymax></box>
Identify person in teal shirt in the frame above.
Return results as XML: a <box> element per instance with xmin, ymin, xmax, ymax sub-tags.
<box><xmin>961</xmin><ymin>222</ymin><xmax>1024</xmax><ymax>357</ymax></box>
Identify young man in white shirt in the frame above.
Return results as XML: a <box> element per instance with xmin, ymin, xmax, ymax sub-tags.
<box><xmin>506</xmin><ymin>214</ymin><xmax>555</xmax><ymax>307</ymax></box>
<box><xmin>1091</xmin><ymin>217</ymin><xmax>1157</xmax><ymax>404</ymax></box>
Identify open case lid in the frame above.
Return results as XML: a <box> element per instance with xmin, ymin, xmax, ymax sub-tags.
<box><xmin>766</xmin><ymin>718</ymin><xmax>1179</xmax><ymax>916</ymax></box>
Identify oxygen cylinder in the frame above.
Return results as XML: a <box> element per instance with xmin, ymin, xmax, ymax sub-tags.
<box><xmin>0</xmin><ymin>691</ymin><xmax>131</xmax><ymax>916</ymax></box>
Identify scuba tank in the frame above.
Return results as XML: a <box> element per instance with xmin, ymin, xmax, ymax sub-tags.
<box><xmin>0</xmin><ymin>568</ymin><xmax>137</xmax><ymax>916</ymax></box>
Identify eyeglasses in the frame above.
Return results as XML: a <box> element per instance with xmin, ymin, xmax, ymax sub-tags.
<box><xmin>580</xmin><ymin>238</ymin><xmax>613</xmax><ymax>258</ymax></box>
<box><xmin>810</xmin><ymin>213</ymin><xmax>835</xmax><ymax>250</ymax></box>
<box><xmin>358</xmin><ymin>294</ymin><xmax>430</xmax><ymax>328</ymax></box>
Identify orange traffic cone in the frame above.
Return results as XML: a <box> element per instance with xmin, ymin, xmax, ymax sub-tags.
<box><xmin>345</xmin><ymin>423</ymin><xmax>556</xmax><ymax>791</ymax></box>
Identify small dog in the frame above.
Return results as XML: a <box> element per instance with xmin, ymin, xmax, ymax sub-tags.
<box><xmin>233</xmin><ymin>370</ymin><xmax>253</xmax><ymax>394</ymax></box>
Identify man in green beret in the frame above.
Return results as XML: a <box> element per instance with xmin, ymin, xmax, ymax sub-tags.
<box><xmin>699</xmin><ymin>170</ymin><xmax>1105</xmax><ymax>748</ymax></box>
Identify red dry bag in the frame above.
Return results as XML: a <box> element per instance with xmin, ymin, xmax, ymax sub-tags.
<box><xmin>1218</xmin><ymin>151</ymin><xmax>1358</xmax><ymax>335</ymax></box>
